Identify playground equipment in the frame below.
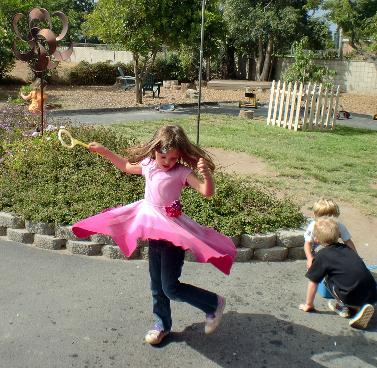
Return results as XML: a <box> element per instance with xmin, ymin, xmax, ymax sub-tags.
<box><xmin>267</xmin><ymin>80</ymin><xmax>340</xmax><ymax>131</ymax></box>
<box><xmin>239</xmin><ymin>87</ymin><xmax>258</xmax><ymax>108</ymax></box>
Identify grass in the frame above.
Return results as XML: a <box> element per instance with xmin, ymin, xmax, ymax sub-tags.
<box><xmin>112</xmin><ymin>114</ymin><xmax>377</xmax><ymax>215</ymax></box>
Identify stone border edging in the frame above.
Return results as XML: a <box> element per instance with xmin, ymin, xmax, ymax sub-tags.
<box><xmin>0</xmin><ymin>211</ymin><xmax>307</xmax><ymax>263</ymax></box>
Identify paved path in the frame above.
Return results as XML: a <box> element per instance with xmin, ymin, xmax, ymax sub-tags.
<box><xmin>1</xmin><ymin>238</ymin><xmax>376</xmax><ymax>368</ymax></box>
<box><xmin>51</xmin><ymin>103</ymin><xmax>377</xmax><ymax>130</ymax></box>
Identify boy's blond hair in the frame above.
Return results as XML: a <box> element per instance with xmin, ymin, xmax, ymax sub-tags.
<box><xmin>313</xmin><ymin>199</ymin><xmax>340</xmax><ymax>218</ymax></box>
<box><xmin>313</xmin><ymin>218</ymin><xmax>340</xmax><ymax>245</ymax></box>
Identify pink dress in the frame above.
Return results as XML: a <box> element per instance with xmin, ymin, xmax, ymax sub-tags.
<box><xmin>72</xmin><ymin>158</ymin><xmax>236</xmax><ymax>274</ymax></box>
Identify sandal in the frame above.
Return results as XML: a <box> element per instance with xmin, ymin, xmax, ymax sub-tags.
<box><xmin>144</xmin><ymin>329</ymin><xmax>169</xmax><ymax>345</ymax></box>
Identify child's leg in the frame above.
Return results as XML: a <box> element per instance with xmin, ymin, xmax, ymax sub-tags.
<box><xmin>159</xmin><ymin>240</ymin><xmax>218</xmax><ymax>315</ymax></box>
<box><xmin>148</xmin><ymin>240</ymin><xmax>172</xmax><ymax>332</ymax></box>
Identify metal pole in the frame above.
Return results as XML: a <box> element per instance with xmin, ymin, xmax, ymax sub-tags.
<box><xmin>196</xmin><ymin>0</ymin><xmax>206</xmax><ymax>145</ymax></box>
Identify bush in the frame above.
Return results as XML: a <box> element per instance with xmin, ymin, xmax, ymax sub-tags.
<box><xmin>0</xmin><ymin>12</ymin><xmax>15</xmax><ymax>81</ymax></box>
<box><xmin>68</xmin><ymin>61</ymin><xmax>134</xmax><ymax>85</ymax></box>
<box><xmin>283</xmin><ymin>37</ymin><xmax>336</xmax><ymax>88</ymax></box>
<box><xmin>0</xmin><ymin>125</ymin><xmax>304</xmax><ymax>235</ymax></box>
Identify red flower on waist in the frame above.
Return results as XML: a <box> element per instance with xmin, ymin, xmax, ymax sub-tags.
<box><xmin>165</xmin><ymin>200</ymin><xmax>182</xmax><ymax>217</ymax></box>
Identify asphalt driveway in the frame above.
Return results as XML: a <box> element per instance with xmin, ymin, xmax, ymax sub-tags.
<box><xmin>1</xmin><ymin>239</ymin><xmax>376</xmax><ymax>368</ymax></box>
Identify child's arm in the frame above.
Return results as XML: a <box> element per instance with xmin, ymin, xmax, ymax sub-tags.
<box><xmin>20</xmin><ymin>92</ymin><xmax>32</xmax><ymax>101</ymax></box>
<box><xmin>304</xmin><ymin>240</ymin><xmax>314</xmax><ymax>269</ymax></box>
<box><xmin>344</xmin><ymin>239</ymin><xmax>357</xmax><ymax>253</ymax></box>
<box><xmin>186</xmin><ymin>158</ymin><xmax>215</xmax><ymax>197</ymax></box>
<box><xmin>299</xmin><ymin>280</ymin><xmax>317</xmax><ymax>312</ymax></box>
<box><xmin>88</xmin><ymin>142</ymin><xmax>141</xmax><ymax>174</ymax></box>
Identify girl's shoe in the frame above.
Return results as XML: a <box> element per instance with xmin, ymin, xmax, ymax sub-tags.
<box><xmin>205</xmin><ymin>295</ymin><xmax>226</xmax><ymax>334</ymax></box>
<box><xmin>144</xmin><ymin>326</ymin><xmax>169</xmax><ymax>345</ymax></box>
<box><xmin>327</xmin><ymin>300</ymin><xmax>350</xmax><ymax>318</ymax></box>
<box><xmin>349</xmin><ymin>304</ymin><xmax>374</xmax><ymax>329</ymax></box>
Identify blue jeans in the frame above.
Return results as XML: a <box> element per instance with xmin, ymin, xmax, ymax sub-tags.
<box><xmin>148</xmin><ymin>239</ymin><xmax>218</xmax><ymax>332</ymax></box>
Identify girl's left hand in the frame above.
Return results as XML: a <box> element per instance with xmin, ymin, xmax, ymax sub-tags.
<box><xmin>197</xmin><ymin>158</ymin><xmax>212</xmax><ymax>177</ymax></box>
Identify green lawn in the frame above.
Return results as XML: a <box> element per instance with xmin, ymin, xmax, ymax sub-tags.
<box><xmin>112</xmin><ymin>114</ymin><xmax>377</xmax><ymax>215</ymax></box>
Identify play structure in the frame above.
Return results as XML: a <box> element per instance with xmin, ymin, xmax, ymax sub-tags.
<box><xmin>267</xmin><ymin>80</ymin><xmax>340</xmax><ymax>131</ymax></box>
<box><xmin>239</xmin><ymin>87</ymin><xmax>258</xmax><ymax>108</ymax></box>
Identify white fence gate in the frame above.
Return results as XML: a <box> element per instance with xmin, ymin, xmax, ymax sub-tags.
<box><xmin>266</xmin><ymin>80</ymin><xmax>340</xmax><ymax>131</ymax></box>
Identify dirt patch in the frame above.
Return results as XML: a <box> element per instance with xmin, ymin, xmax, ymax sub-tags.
<box><xmin>208</xmin><ymin>147</ymin><xmax>277</xmax><ymax>177</ymax></box>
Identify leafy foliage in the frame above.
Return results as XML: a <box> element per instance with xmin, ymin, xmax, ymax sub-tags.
<box><xmin>282</xmin><ymin>37</ymin><xmax>336</xmax><ymax>86</ymax></box>
<box><xmin>0</xmin><ymin>124</ymin><xmax>304</xmax><ymax>235</ymax></box>
<box><xmin>323</xmin><ymin>0</ymin><xmax>377</xmax><ymax>58</ymax></box>
<box><xmin>0</xmin><ymin>11</ymin><xmax>15</xmax><ymax>80</ymax></box>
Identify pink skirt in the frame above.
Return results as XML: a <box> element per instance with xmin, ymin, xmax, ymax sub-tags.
<box><xmin>72</xmin><ymin>200</ymin><xmax>236</xmax><ymax>275</ymax></box>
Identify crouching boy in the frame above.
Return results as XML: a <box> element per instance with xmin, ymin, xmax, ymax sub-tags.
<box><xmin>299</xmin><ymin>217</ymin><xmax>377</xmax><ymax>329</ymax></box>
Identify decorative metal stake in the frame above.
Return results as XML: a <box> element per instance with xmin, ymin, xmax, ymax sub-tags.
<box><xmin>12</xmin><ymin>7</ymin><xmax>73</xmax><ymax>135</ymax></box>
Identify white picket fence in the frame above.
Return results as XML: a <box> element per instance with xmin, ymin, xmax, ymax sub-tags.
<box><xmin>266</xmin><ymin>80</ymin><xmax>340</xmax><ymax>131</ymax></box>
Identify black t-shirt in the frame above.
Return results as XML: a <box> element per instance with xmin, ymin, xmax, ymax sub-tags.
<box><xmin>306</xmin><ymin>243</ymin><xmax>377</xmax><ymax>306</ymax></box>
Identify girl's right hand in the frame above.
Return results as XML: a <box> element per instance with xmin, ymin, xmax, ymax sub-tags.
<box><xmin>88</xmin><ymin>142</ymin><xmax>107</xmax><ymax>155</ymax></box>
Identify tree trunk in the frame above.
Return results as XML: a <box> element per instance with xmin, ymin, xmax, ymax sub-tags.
<box><xmin>133</xmin><ymin>53</ymin><xmax>142</xmax><ymax>104</ymax></box>
<box><xmin>222</xmin><ymin>41</ymin><xmax>236</xmax><ymax>79</ymax></box>
<box><xmin>205</xmin><ymin>58</ymin><xmax>210</xmax><ymax>81</ymax></box>
<box><xmin>255</xmin><ymin>37</ymin><xmax>264</xmax><ymax>81</ymax></box>
<box><xmin>260</xmin><ymin>38</ymin><xmax>273</xmax><ymax>81</ymax></box>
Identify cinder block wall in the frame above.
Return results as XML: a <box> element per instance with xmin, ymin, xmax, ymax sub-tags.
<box><xmin>274</xmin><ymin>58</ymin><xmax>377</xmax><ymax>93</ymax></box>
<box><xmin>68</xmin><ymin>46</ymin><xmax>133</xmax><ymax>64</ymax></box>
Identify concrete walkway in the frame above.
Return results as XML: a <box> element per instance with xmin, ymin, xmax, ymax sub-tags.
<box><xmin>1</xmin><ymin>237</ymin><xmax>376</xmax><ymax>368</ymax></box>
<box><xmin>51</xmin><ymin>103</ymin><xmax>377</xmax><ymax>130</ymax></box>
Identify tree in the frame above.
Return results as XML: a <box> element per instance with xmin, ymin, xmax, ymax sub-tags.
<box><xmin>323</xmin><ymin>0</ymin><xmax>377</xmax><ymax>59</ymax></box>
<box><xmin>282</xmin><ymin>37</ymin><xmax>335</xmax><ymax>86</ymax></box>
<box><xmin>223</xmin><ymin>0</ymin><xmax>330</xmax><ymax>81</ymax></box>
<box><xmin>83</xmin><ymin>0</ymin><xmax>202</xmax><ymax>103</ymax></box>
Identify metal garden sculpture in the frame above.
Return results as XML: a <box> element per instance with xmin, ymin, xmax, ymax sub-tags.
<box><xmin>12</xmin><ymin>7</ymin><xmax>73</xmax><ymax>135</ymax></box>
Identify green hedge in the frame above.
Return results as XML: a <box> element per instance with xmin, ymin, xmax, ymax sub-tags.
<box><xmin>0</xmin><ymin>124</ymin><xmax>304</xmax><ymax>236</ymax></box>
<box><xmin>68</xmin><ymin>61</ymin><xmax>134</xmax><ymax>85</ymax></box>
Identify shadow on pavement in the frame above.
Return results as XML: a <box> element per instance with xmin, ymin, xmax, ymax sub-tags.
<box><xmin>165</xmin><ymin>311</ymin><xmax>377</xmax><ymax>367</ymax></box>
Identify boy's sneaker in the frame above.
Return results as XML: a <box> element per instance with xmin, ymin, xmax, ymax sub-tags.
<box><xmin>205</xmin><ymin>295</ymin><xmax>226</xmax><ymax>334</ymax></box>
<box><xmin>328</xmin><ymin>300</ymin><xmax>351</xmax><ymax>318</ymax></box>
<box><xmin>349</xmin><ymin>304</ymin><xmax>374</xmax><ymax>329</ymax></box>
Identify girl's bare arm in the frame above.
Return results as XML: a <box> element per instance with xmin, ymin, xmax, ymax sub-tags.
<box><xmin>186</xmin><ymin>158</ymin><xmax>215</xmax><ymax>197</ymax></box>
<box><xmin>88</xmin><ymin>142</ymin><xmax>142</xmax><ymax>174</ymax></box>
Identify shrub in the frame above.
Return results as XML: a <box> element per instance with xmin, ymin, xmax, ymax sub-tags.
<box><xmin>283</xmin><ymin>37</ymin><xmax>336</xmax><ymax>88</ymax></box>
<box><xmin>0</xmin><ymin>12</ymin><xmax>15</xmax><ymax>81</ymax></box>
<box><xmin>0</xmin><ymin>125</ymin><xmax>304</xmax><ymax>235</ymax></box>
<box><xmin>69</xmin><ymin>61</ymin><xmax>123</xmax><ymax>85</ymax></box>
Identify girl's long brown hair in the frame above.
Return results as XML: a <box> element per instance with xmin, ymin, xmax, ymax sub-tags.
<box><xmin>126</xmin><ymin>125</ymin><xmax>215</xmax><ymax>171</ymax></box>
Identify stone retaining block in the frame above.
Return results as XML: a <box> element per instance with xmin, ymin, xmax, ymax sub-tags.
<box><xmin>0</xmin><ymin>226</ymin><xmax>6</xmax><ymax>236</ymax></box>
<box><xmin>7</xmin><ymin>228</ymin><xmax>34</xmax><ymax>244</ymax></box>
<box><xmin>235</xmin><ymin>247</ymin><xmax>253</xmax><ymax>262</ymax></box>
<box><xmin>0</xmin><ymin>212</ymin><xmax>25</xmax><ymax>229</ymax></box>
<box><xmin>254</xmin><ymin>246</ymin><xmax>288</xmax><ymax>262</ymax></box>
<box><xmin>277</xmin><ymin>229</ymin><xmax>305</xmax><ymax>248</ymax></box>
<box><xmin>288</xmin><ymin>247</ymin><xmax>306</xmax><ymax>260</ymax></box>
<box><xmin>56</xmin><ymin>226</ymin><xmax>89</xmax><ymax>241</ymax></box>
<box><xmin>102</xmin><ymin>245</ymin><xmax>126</xmax><ymax>259</ymax></box>
<box><xmin>25</xmin><ymin>220</ymin><xmax>55</xmax><ymax>236</ymax></box>
<box><xmin>185</xmin><ymin>252</ymin><xmax>197</xmax><ymax>262</ymax></box>
<box><xmin>102</xmin><ymin>245</ymin><xmax>141</xmax><ymax>260</ymax></box>
<box><xmin>34</xmin><ymin>234</ymin><xmax>66</xmax><ymax>250</ymax></box>
<box><xmin>241</xmin><ymin>233</ymin><xmax>276</xmax><ymax>249</ymax></box>
<box><xmin>91</xmin><ymin>234</ymin><xmax>117</xmax><ymax>245</ymax></box>
<box><xmin>66</xmin><ymin>240</ymin><xmax>103</xmax><ymax>256</ymax></box>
